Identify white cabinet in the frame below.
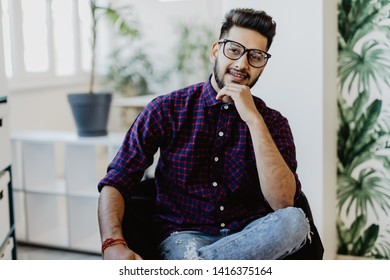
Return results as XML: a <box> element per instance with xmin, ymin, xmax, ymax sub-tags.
<box><xmin>0</xmin><ymin>237</ymin><xmax>14</xmax><ymax>260</ymax></box>
<box><xmin>0</xmin><ymin>174</ymin><xmax>15</xmax><ymax>261</ymax></box>
<box><xmin>0</xmin><ymin>98</ymin><xmax>16</xmax><ymax>260</ymax></box>
<box><xmin>1</xmin><ymin>19</ymin><xmax>16</xmax><ymax>259</ymax></box>
<box><xmin>0</xmin><ymin>171</ymin><xmax>11</xmax><ymax>245</ymax></box>
<box><xmin>11</xmin><ymin>131</ymin><xmax>126</xmax><ymax>254</ymax></box>
<box><xmin>0</xmin><ymin>101</ymin><xmax>11</xmax><ymax>172</ymax></box>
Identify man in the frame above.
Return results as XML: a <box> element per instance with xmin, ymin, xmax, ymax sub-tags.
<box><xmin>98</xmin><ymin>8</ymin><xmax>309</xmax><ymax>260</ymax></box>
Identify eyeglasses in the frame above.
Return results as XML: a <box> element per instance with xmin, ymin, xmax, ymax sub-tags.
<box><xmin>217</xmin><ymin>39</ymin><xmax>271</xmax><ymax>68</ymax></box>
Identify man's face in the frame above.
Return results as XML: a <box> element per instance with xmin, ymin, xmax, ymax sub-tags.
<box><xmin>210</xmin><ymin>26</ymin><xmax>269</xmax><ymax>91</ymax></box>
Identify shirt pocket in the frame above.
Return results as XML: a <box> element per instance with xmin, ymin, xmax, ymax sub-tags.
<box><xmin>222</xmin><ymin>152</ymin><xmax>259</xmax><ymax>194</ymax></box>
<box><xmin>159</xmin><ymin>152</ymin><xmax>212</xmax><ymax>197</ymax></box>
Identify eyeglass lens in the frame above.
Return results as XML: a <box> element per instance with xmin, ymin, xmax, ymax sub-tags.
<box><xmin>223</xmin><ymin>41</ymin><xmax>268</xmax><ymax>68</ymax></box>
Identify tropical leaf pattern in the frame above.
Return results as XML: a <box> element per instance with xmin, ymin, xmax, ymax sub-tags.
<box><xmin>337</xmin><ymin>0</ymin><xmax>390</xmax><ymax>258</ymax></box>
<box><xmin>337</xmin><ymin>215</ymin><xmax>379</xmax><ymax>256</ymax></box>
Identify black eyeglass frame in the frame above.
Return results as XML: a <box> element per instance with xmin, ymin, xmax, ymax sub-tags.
<box><xmin>217</xmin><ymin>39</ymin><xmax>272</xmax><ymax>68</ymax></box>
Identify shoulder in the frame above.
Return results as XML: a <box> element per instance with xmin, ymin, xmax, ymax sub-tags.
<box><xmin>253</xmin><ymin>96</ymin><xmax>288</xmax><ymax>125</ymax></box>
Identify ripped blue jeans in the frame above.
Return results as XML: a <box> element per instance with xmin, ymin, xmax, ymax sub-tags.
<box><xmin>158</xmin><ymin>207</ymin><xmax>310</xmax><ymax>260</ymax></box>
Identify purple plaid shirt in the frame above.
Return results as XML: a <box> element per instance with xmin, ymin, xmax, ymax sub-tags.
<box><xmin>98</xmin><ymin>79</ymin><xmax>301</xmax><ymax>242</ymax></box>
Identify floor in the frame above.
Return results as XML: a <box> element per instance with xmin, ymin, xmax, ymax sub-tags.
<box><xmin>15</xmin><ymin>244</ymin><xmax>376</xmax><ymax>260</ymax></box>
<box><xmin>16</xmin><ymin>243</ymin><xmax>101</xmax><ymax>260</ymax></box>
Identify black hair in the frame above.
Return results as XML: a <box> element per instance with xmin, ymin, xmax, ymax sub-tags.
<box><xmin>219</xmin><ymin>8</ymin><xmax>276</xmax><ymax>50</ymax></box>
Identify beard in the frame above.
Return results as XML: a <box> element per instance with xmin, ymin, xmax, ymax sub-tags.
<box><xmin>213</xmin><ymin>57</ymin><xmax>260</xmax><ymax>90</ymax></box>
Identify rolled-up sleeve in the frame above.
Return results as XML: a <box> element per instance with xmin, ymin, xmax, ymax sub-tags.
<box><xmin>97</xmin><ymin>97</ymin><xmax>164</xmax><ymax>198</ymax></box>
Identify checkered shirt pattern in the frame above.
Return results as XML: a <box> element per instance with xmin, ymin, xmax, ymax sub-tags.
<box><xmin>98</xmin><ymin>79</ymin><xmax>301</xmax><ymax>242</ymax></box>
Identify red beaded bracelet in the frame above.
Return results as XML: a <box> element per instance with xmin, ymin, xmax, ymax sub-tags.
<box><xmin>101</xmin><ymin>238</ymin><xmax>127</xmax><ymax>254</ymax></box>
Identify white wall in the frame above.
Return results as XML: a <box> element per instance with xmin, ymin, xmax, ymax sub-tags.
<box><xmin>222</xmin><ymin>0</ymin><xmax>338</xmax><ymax>259</ymax></box>
<box><xmin>8</xmin><ymin>84</ymin><xmax>86</xmax><ymax>131</ymax></box>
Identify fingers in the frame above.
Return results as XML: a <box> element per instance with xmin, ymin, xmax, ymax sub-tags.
<box><xmin>128</xmin><ymin>250</ymin><xmax>144</xmax><ymax>260</ymax></box>
<box><xmin>215</xmin><ymin>84</ymin><xmax>259</xmax><ymax>123</ymax></box>
<box><xmin>221</xmin><ymin>95</ymin><xmax>234</xmax><ymax>103</ymax></box>
<box><xmin>216</xmin><ymin>84</ymin><xmax>249</xmax><ymax>102</ymax></box>
<box><xmin>103</xmin><ymin>245</ymin><xmax>143</xmax><ymax>260</ymax></box>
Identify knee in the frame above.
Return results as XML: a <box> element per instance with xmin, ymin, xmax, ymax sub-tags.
<box><xmin>159</xmin><ymin>232</ymin><xmax>206</xmax><ymax>260</ymax></box>
<box><xmin>278</xmin><ymin>207</ymin><xmax>310</xmax><ymax>238</ymax></box>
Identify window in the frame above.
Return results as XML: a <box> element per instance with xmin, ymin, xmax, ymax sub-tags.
<box><xmin>1</xmin><ymin>0</ymin><xmax>92</xmax><ymax>89</ymax></box>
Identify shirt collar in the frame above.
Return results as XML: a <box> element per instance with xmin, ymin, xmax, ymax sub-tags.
<box><xmin>202</xmin><ymin>76</ymin><xmax>221</xmax><ymax>108</ymax></box>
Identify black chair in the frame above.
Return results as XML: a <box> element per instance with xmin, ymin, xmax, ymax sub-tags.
<box><xmin>122</xmin><ymin>179</ymin><xmax>324</xmax><ymax>260</ymax></box>
<box><xmin>284</xmin><ymin>191</ymin><xmax>324</xmax><ymax>260</ymax></box>
<box><xmin>122</xmin><ymin>179</ymin><xmax>159</xmax><ymax>259</ymax></box>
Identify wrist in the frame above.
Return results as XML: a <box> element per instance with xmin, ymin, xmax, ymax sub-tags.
<box><xmin>246</xmin><ymin>114</ymin><xmax>263</xmax><ymax>127</ymax></box>
<box><xmin>101</xmin><ymin>237</ymin><xmax>128</xmax><ymax>255</ymax></box>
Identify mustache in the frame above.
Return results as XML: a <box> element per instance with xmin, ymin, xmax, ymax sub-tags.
<box><xmin>227</xmin><ymin>68</ymin><xmax>250</xmax><ymax>79</ymax></box>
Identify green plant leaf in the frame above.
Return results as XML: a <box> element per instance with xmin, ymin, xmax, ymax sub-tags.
<box><xmin>348</xmin><ymin>99</ymin><xmax>382</xmax><ymax>158</ymax></box>
<box><xmin>337</xmin><ymin>0</ymin><xmax>390</xmax><ymax>258</ymax></box>
<box><xmin>372</xmin><ymin>225</ymin><xmax>390</xmax><ymax>259</ymax></box>
<box><xmin>336</xmin><ymin>218</ymin><xmax>350</xmax><ymax>254</ymax></box>
<box><xmin>338</xmin><ymin>0</ymin><xmax>390</xmax><ymax>49</ymax></box>
<box><xmin>171</xmin><ymin>21</ymin><xmax>215</xmax><ymax>85</ymax></box>
<box><xmin>337</xmin><ymin>93</ymin><xmax>388</xmax><ymax>171</ymax></box>
<box><xmin>338</xmin><ymin>165</ymin><xmax>390</xmax><ymax>218</ymax></box>
<box><xmin>336</xmin><ymin>215</ymin><xmax>373</xmax><ymax>255</ymax></box>
<box><xmin>105</xmin><ymin>46</ymin><xmax>155</xmax><ymax>96</ymax></box>
<box><xmin>349</xmin><ymin>214</ymin><xmax>366</xmax><ymax>238</ymax></box>
<box><xmin>338</xmin><ymin>40</ymin><xmax>390</xmax><ymax>93</ymax></box>
<box><xmin>100</xmin><ymin>5</ymin><xmax>140</xmax><ymax>38</ymax></box>
<box><xmin>354</xmin><ymin>224</ymin><xmax>379</xmax><ymax>256</ymax></box>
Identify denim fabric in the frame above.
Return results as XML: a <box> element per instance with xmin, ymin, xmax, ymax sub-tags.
<box><xmin>158</xmin><ymin>207</ymin><xmax>309</xmax><ymax>260</ymax></box>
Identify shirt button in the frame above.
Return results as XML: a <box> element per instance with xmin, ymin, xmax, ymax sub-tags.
<box><xmin>212</xmin><ymin>182</ymin><xmax>218</xmax><ymax>187</ymax></box>
<box><xmin>221</xmin><ymin>223</ymin><xmax>226</xmax><ymax>228</ymax></box>
<box><xmin>214</xmin><ymin>157</ymin><xmax>219</xmax><ymax>162</ymax></box>
<box><xmin>218</xmin><ymin>131</ymin><xmax>224</xmax><ymax>137</ymax></box>
<box><xmin>220</xmin><ymin>206</ymin><xmax>225</xmax><ymax>211</ymax></box>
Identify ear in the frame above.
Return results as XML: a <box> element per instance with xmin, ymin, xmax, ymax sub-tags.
<box><xmin>209</xmin><ymin>41</ymin><xmax>220</xmax><ymax>63</ymax></box>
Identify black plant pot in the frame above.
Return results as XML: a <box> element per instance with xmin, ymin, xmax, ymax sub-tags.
<box><xmin>67</xmin><ymin>92</ymin><xmax>112</xmax><ymax>137</ymax></box>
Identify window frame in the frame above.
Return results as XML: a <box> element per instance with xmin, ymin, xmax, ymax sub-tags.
<box><xmin>2</xmin><ymin>0</ymin><xmax>90</xmax><ymax>92</ymax></box>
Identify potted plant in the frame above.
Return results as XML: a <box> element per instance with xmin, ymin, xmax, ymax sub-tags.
<box><xmin>172</xmin><ymin>21</ymin><xmax>214</xmax><ymax>87</ymax></box>
<box><xmin>104</xmin><ymin>45</ymin><xmax>156</xmax><ymax>130</ymax></box>
<box><xmin>105</xmin><ymin>46</ymin><xmax>154</xmax><ymax>97</ymax></box>
<box><xmin>67</xmin><ymin>0</ymin><xmax>139</xmax><ymax>137</ymax></box>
